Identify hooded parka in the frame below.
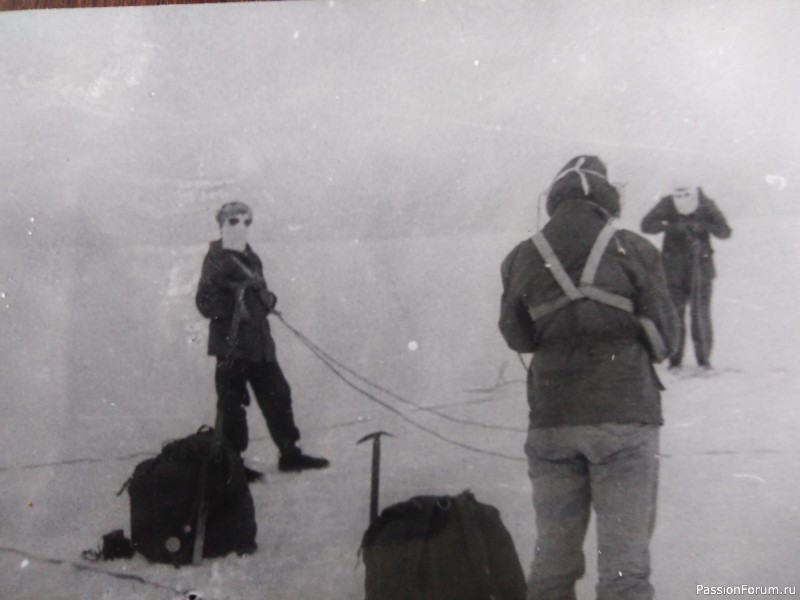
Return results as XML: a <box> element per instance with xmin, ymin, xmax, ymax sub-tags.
<box><xmin>500</xmin><ymin>158</ymin><xmax>680</xmax><ymax>428</ymax></box>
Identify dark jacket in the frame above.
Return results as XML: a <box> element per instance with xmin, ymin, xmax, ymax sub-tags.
<box><xmin>640</xmin><ymin>189</ymin><xmax>731</xmax><ymax>288</ymax></box>
<box><xmin>499</xmin><ymin>199</ymin><xmax>680</xmax><ymax>428</ymax></box>
<box><xmin>195</xmin><ymin>240</ymin><xmax>277</xmax><ymax>363</ymax></box>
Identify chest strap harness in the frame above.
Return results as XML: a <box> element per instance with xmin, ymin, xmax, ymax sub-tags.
<box><xmin>528</xmin><ymin>222</ymin><xmax>669</xmax><ymax>362</ymax></box>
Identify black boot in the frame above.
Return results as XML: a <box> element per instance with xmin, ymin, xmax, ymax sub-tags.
<box><xmin>278</xmin><ymin>448</ymin><xmax>330</xmax><ymax>472</ymax></box>
<box><xmin>243</xmin><ymin>465</ymin><xmax>265</xmax><ymax>482</ymax></box>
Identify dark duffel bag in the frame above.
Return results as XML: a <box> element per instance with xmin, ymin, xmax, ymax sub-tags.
<box><xmin>361</xmin><ymin>490</ymin><xmax>527</xmax><ymax>600</ymax></box>
<box><xmin>127</xmin><ymin>426</ymin><xmax>257</xmax><ymax>565</ymax></box>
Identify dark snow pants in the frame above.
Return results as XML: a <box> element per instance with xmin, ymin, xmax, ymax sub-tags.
<box><xmin>668</xmin><ymin>268</ymin><xmax>714</xmax><ymax>368</ymax></box>
<box><xmin>525</xmin><ymin>424</ymin><xmax>659</xmax><ymax>600</ymax></box>
<box><xmin>215</xmin><ymin>358</ymin><xmax>301</xmax><ymax>456</ymax></box>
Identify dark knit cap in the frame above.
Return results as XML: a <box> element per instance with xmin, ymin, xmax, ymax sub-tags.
<box><xmin>545</xmin><ymin>155</ymin><xmax>621</xmax><ymax>217</ymax></box>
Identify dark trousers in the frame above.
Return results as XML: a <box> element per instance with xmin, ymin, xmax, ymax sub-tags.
<box><xmin>215</xmin><ymin>358</ymin><xmax>301</xmax><ymax>456</ymax></box>
<box><xmin>525</xmin><ymin>424</ymin><xmax>659</xmax><ymax>600</ymax></box>
<box><xmin>668</xmin><ymin>271</ymin><xmax>713</xmax><ymax>367</ymax></box>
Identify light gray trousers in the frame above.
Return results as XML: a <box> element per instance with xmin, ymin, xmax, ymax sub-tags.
<box><xmin>525</xmin><ymin>424</ymin><xmax>659</xmax><ymax>600</ymax></box>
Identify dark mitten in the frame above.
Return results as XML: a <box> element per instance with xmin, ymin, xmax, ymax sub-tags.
<box><xmin>686</xmin><ymin>219</ymin><xmax>706</xmax><ymax>235</ymax></box>
<box><xmin>259</xmin><ymin>290</ymin><xmax>277</xmax><ymax>312</ymax></box>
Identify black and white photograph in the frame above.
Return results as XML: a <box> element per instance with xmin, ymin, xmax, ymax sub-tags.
<box><xmin>1</xmin><ymin>1</ymin><xmax>798</xmax><ymax>598</ymax></box>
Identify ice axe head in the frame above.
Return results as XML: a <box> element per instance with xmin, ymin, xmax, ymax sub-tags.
<box><xmin>357</xmin><ymin>430</ymin><xmax>393</xmax><ymax>446</ymax></box>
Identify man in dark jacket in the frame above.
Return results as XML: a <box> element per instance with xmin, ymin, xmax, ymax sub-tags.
<box><xmin>499</xmin><ymin>156</ymin><xmax>679</xmax><ymax>600</ymax></box>
<box><xmin>641</xmin><ymin>186</ymin><xmax>731</xmax><ymax>370</ymax></box>
<box><xmin>196</xmin><ymin>201</ymin><xmax>329</xmax><ymax>475</ymax></box>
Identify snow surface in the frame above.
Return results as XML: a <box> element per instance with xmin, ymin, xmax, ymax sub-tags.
<box><xmin>1</xmin><ymin>1</ymin><xmax>800</xmax><ymax>599</ymax></box>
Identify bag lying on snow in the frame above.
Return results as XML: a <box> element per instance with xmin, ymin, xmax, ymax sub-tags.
<box><xmin>360</xmin><ymin>490</ymin><xmax>527</xmax><ymax>600</ymax></box>
<box><xmin>125</xmin><ymin>426</ymin><xmax>257</xmax><ymax>565</ymax></box>
<box><xmin>82</xmin><ymin>528</ymin><xmax>135</xmax><ymax>562</ymax></box>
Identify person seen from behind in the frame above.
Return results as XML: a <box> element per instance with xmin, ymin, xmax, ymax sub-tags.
<box><xmin>499</xmin><ymin>155</ymin><xmax>680</xmax><ymax>600</ymax></box>
<box><xmin>196</xmin><ymin>201</ymin><xmax>329</xmax><ymax>478</ymax></box>
<box><xmin>640</xmin><ymin>185</ymin><xmax>731</xmax><ymax>371</ymax></box>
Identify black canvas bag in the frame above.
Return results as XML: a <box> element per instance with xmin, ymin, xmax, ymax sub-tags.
<box><xmin>361</xmin><ymin>490</ymin><xmax>527</xmax><ymax>600</ymax></box>
<box><xmin>127</xmin><ymin>427</ymin><xmax>257</xmax><ymax>565</ymax></box>
<box><xmin>81</xmin><ymin>529</ymin><xmax>135</xmax><ymax>562</ymax></box>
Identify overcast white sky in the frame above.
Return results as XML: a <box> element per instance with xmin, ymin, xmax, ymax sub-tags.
<box><xmin>1</xmin><ymin>0</ymin><xmax>798</xmax><ymax>247</ymax></box>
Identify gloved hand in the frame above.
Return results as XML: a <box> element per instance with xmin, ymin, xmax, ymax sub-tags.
<box><xmin>259</xmin><ymin>289</ymin><xmax>278</xmax><ymax>313</ymax></box>
<box><xmin>244</xmin><ymin>277</ymin><xmax>267</xmax><ymax>291</ymax></box>
<box><xmin>686</xmin><ymin>219</ymin><xmax>706</xmax><ymax>235</ymax></box>
<box><xmin>665</xmin><ymin>219</ymin><xmax>689</xmax><ymax>233</ymax></box>
<box><xmin>667</xmin><ymin>216</ymin><xmax>702</xmax><ymax>236</ymax></box>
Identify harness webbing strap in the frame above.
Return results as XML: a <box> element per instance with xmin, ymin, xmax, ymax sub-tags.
<box><xmin>527</xmin><ymin>223</ymin><xmax>670</xmax><ymax>362</ymax></box>
<box><xmin>530</xmin><ymin>233</ymin><xmax>583</xmax><ymax>300</ymax></box>
<box><xmin>528</xmin><ymin>223</ymin><xmax>633</xmax><ymax>320</ymax></box>
<box><xmin>638</xmin><ymin>316</ymin><xmax>669</xmax><ymax>362</ymax></box>
<box><xmin>527</xmin><ymin>296</ymin><xmax>573</xmax><ymax>321</ymax></box>
<box><xmin>580</xmin><ymin>222</ymin><xmax>617</xmax><ymax>285</ymax></box>
<box><xmin>580</xmin><ymin>286</ymin><xmax>633</xmax><ymax>313</ymax></box>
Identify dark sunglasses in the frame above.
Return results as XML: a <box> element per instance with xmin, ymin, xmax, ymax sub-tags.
<box><xmin>227</xmin><ymin>217</ymin><xmax>252</xmax><ymax>227</ymax></box>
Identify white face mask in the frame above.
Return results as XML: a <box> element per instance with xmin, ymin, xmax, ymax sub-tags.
<box><xmin>221</xmin><ymin>214</ymin><xmax>251</xmax><ymax>251</ymax></box>
<box><xmin>672</xmin><ymin>187</ymin><xmax>699</xmax><ymax>215</ymax></box>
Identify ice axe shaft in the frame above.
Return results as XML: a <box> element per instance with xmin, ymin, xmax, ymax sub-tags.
<box><xmin>357</xmin><ymin>431</ymin><xmax>393</xmax><ymax>524</ymax></box>
<box><xmin>193</xmin><ymin>412</ymin><xmax>225</xmax><ymax>565</ymax></box>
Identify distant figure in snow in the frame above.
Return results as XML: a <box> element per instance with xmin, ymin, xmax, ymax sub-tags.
<box><xmin>195</xmin><ymin>201</ymin><xmax>329</xmax><ymax>476</ymax></box>
<box><xmin>641</xmin><ymin>186</ymin><xmax>732</xmax><ymax>371</ymax></box>
<box><xmin>499</xmin><ymin>155</ymin><xmax>680</xmax><ymax>600</ymax></box>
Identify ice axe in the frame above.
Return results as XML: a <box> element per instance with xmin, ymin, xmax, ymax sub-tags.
<box><xmin>192</xmin><ymin>414</ymin><xmax>225</xmax><ymax>565</ymax></box>
<box><xmin>357</xmin><ymin>431</ymin><xmax>393</xmax><ymax>524</ymax></box>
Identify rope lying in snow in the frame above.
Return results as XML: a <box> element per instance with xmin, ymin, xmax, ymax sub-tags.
<box><xmin>278</xmin><ymin>314</ymin><xmax>525</xmax><ymax>432</ymax></box>
<box><xmin>0</xmin><ymin>452</ymin><xmax>156</xmax><ymax>474</ymax></box>
<box><xmin>0</xmin><ymin>545</ymin><xmax>187</xmax><ymax>595</ymax></box>
<box><xmin>274</xmin><ymin>312</ymin><xmax>527</xmax><ymax>462</ymax></box>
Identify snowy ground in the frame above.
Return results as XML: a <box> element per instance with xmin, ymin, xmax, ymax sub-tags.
<box><xmin>2</xmin><ymin>2</ymin><xmax>800</xmax><ymax>599</ymax></box>
<box><xmin>1</xmin><ymin>213</ymin><xmax>799</xmax><ymax>600</ymax></box>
